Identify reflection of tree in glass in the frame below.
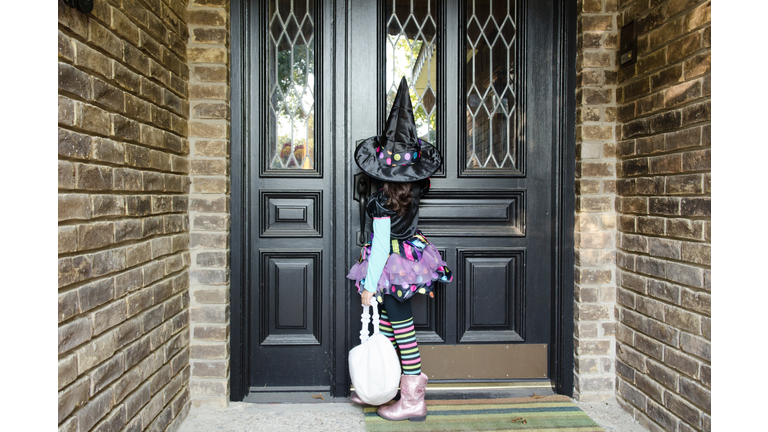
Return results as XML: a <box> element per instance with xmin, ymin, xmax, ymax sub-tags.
<box><xmin>277</xmin><ymin>43</ymin><xmax>314</xmax><ymax>94</ymax></box>
<box><xmin>274</xmin><ymin>41</ymin><xmax>315</xmax><ymax>168</ymax></box>
<box><xmin>386</xmin><ymin>36</ymin><xmax>436</xmax><ymax>143</ymax></box>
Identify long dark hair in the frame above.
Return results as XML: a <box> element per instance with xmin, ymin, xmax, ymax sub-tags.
<box><xmin>383</xmin><ymin>181</ymin><xmax>413</xmax><ymax>216</ymax></box>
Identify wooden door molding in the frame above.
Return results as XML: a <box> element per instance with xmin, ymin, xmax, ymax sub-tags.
<box><xmin>230</xmin><ymin>0</ymin><xmax>249</xmax><ymax>402</ymax></box>
<box><xmin>551</xmin><ymin>0</ymin><xmax>577</xmax><ymax>396</ymax></box>
<box><xmin>229</xmin><ymin>0</ymin><xmax>576</xmax><ymax>400</ymax></box>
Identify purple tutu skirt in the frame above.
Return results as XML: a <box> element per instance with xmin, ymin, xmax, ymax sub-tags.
<box><xmin>347</xmin><ymin>230</ymin><xmax>453</xmax><ymax>302</ymax></box>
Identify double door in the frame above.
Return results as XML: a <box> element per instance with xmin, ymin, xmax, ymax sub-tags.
<box><xmin>230</xmin><ymin>0</ymin><xmax>575</xmax><ymax>398</ymax></box>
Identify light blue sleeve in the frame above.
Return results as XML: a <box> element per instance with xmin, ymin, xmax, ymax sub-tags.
<box><xmin>363</xmin><ymin>217</ymin><xmax>391</xmax><ymax>293</ymax></box>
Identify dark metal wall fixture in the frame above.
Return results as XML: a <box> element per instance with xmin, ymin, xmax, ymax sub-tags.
<box><xmin>63</xmin><ymin>0</ymin><xmax>94</xmax><ymax>14</ymax></box>
<box><xmin>619</xmin><ymin>20</ymin><xmax>637</xmax><ymax>68</ymax></box>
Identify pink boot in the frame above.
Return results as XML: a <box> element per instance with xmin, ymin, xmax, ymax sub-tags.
<box><xmin>350</xmin><ymin>392</ymin><xmax>371</xmax><ymax>405</ymax></box>
<box><xmin>377</xmin><ymin>373</ymin><xmax>428</xmax><ymax>422</ymax></box>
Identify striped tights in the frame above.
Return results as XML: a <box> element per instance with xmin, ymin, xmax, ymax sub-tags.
<box><xmin>378</xmin><ymin>297</ymin><xmax>422</xmax><ymax>375</ymax></box>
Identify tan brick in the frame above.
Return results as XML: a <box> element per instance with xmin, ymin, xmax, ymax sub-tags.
<box><xmin>581</xmin><ymin>125</ymin><xmax>614</xmax><ymax>141</ymax></box>
<box><xmin>77</xmin><ymin>222</ymin><xmax>115</xmax><ymax>250</ymax></box>
<box><xmin>76</xmin><ymin>387</ymin><xmax>114</xmax><ymax>432</ymax></box>
<box><xmin>190</xmin><ymin>197</ymin><xmax>228</xmax><ymax>213</ymax></box>
<box><xmin>665</xmin><ymin>392</ymin><xmax>701</xmax><ymax>428</ymax></box>
<box><xmin>679</xmin><ymin>376</ymin><xmax>710</xmax><ymax>411</ymax></box>
<box><xmin>666</xmin><ymin>262</ymin><xmax>704</xmax><ymax>288</ymax></box>
<box><xmin>621</xmin><ymin>79</ymin><xmax>650</xmax><ymax>102</ymax></box>
<box><xmin>667</xmin><ymin>32</ymin><xmax>701</xmax><ymax>64</ymax></box>
<box><xmin>59</xmin><ymin>226</ymin><xmax>78</xmax><ymax>255</ymax></box>
<box><xmin>190</xmin><ymin>120</ymin><xmax>229</xmax><ymax>139</ymax></box>
<box><xmin>664</xmin><ymin>305</ymin><xmax>701</xmax><ymax>334</ymax></box>
<box><xmin>621</xmin><ymin>272</ymin><xmax>648</xmax><ymax>294</ymax></box>
<box><xmin>192</xmin><ymin>0</ymin><xmax>229</xmax><ymax>5</ymax></box>
<box><xmin>190</xmin><ymin>160</ymin><xmax>227</xmax><ymax>176</ymax></box>
<box><xmin>188</xmin><ymin>47</ymin><xmax>228</xmax><ymax>63</ymax></box>
<box><xmin>77</xmin><ymin>331</ymin><xmax>117</xmax><ymax>374</ymax></box>
<box><xmin>684</xmin><ymin>1</ymin><xmax>711</xmax><ymax>31</ymax></box>
<box><xmin>618</xmin><ymin>379</ymin><xmax>647</xmax><ymax>410</ymax></box>
<box><xmin>680</xmin><ymin>333</ymin><xmax>710</xmax><ymax>361</ymax></box>
<box><xmin>188</xmin><ymin>9</ymin><xmax>227</xmax><ymax>26</ymax></box>
<box><xmin>193</xmin><ymin>139</ymin><xmax>228</xmax><ymax>157</ymax></box>
<box><xmin>76</xmin><ymin>104</ymin><xmax>112</xmax><ymax>135</ymax></box>
<box><xmin>189</xmin><ymin>83</ymin><xmax>229</xmax><ymax>100</ymax></box>
<box><xmin>190</xmin><ymin>305</ymin><xmax>229</xmax><ymax>323</ymax></box>
<box><xmin>58</xmin><ymin>377</ymin><xmax>90</xmax><ymax>423</ymax></box>
<box><xmin>191</xmin><ymin>177</ymin><xmax>228</xmax><ymax>193</ymax></box>
<box><xmin>191</xmin><ymin>27</ymin><xmax>229</xmax><ymax>45</ymax></box>
<box><xmin>149</xmin><ymin>58</ymin><xmax>171</xmax><ymax>86</ymax></box>
<box><xmin>59</xmin><ymin>256</ymin><xmax>93</xmax><ymax>288</ymax></box>
<box><xmin>192</xmin><ymin>361</ymin><xmax>229</xmax><ymax>378</ymax></box>
<box><xmin>682</xmin><ymin>101</ymin><xmax>710</xmax><ymax>125</ymax></box>
<box><xmin>635</xmin><ymin>93</ymin><xmax>664</xmax><ymax>117</ymax></box>
<box><xmin>88</xmin><ymin>20</ymin><xmax>122</xmax><ymax>58</ymax></box>
<box><xmin>74</xmin><ymin>41</ymin><xmax>113</xmax><ymax>78</ymax></box>
<box><xmin>192</xmin><ymin>65</ymin><xmax>228</xmax><ymax>82</ymax></box>
<box><xmin>59</xmin><ymin>317</ymin><xmax>94</xmax><ymax>355</ymax></box>
<box><xmin>637</xmin><ymin>49</ymin><xmax>666</xmax><ymax>75</ymax></box>
<box><xmin>190</xmin><ymin>343</ymin><xmax>228</xmax><ymax>359</ymax></box>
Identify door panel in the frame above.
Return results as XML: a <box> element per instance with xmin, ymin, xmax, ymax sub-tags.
<box><xmin>260</xmin><ymin>251</ymin><xmax>322</xmax><ymax>346</ymax></box>
<box><xmin>418</xmin><ymin>189</ymin><xmax>525</xmax><ymax>236</ymax></box>
<box><xmin>457</xmin><ymin>249</ymin><xmax>524</xmax><ymax>343</ymax></box>
<box><xmin>259</xmin><ymin>191</ymin><xmax>323</xmax><ymax>237</ymax></box>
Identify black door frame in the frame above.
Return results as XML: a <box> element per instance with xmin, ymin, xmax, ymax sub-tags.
<box><xmin>229</xmin><ymin>0</ymin><xmax>576</xmax><ymax>400</ymax></box>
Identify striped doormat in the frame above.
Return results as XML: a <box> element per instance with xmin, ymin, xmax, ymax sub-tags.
<box><xmin>363</xmin><ymin>395</ymin><xmax>605</xmax><ymax>432</ymax></box>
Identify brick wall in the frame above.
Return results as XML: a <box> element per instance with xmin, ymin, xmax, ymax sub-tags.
<box><xmin>614</xmin><ymin>1</ymin><xmax>711</xmax><ymax>431</ymax></box>
<box><xmin>57</xmin><ymin>1</ymin><xmax>191</xmax><ymax>431</ymax></box>
<box><xmin>53</xmin><ymin>0</ymin><xmax>708</xmax><ymax>420</ymax></box>
<box><xmin>185</xmin><ymin>0</ymin><xmax>232</xmax><ymax>408</ymax></box>
<box><xmin>573</xmin><ymin>0</ymin><xmax>619</xmax><ymax>402</ymax></box>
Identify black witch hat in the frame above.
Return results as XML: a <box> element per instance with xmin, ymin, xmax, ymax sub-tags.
<box><xmin>354</xmin><ymin>77</ymin><xmax>442</xmax><ymax>183</ymax></box>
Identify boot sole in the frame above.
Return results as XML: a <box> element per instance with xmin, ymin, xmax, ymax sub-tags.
<box><xmin>376</xmin><ymin>412</ymin><xmax>427</xmax><ymax>422</ymax></box>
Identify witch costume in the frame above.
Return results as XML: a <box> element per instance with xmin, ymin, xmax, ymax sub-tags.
<box><xmin>346</xmin><ymin>77</ymin><xmax>454</xmax><ymax>421</ymax></box>
<box><xmin>346</xmin><ymin>77</ymin><xmax>453</xmax><ymax>304</ymax></box>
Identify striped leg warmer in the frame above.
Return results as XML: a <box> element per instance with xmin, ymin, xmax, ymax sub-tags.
<box><xmin>391</xmin><ymin>317</ymin><xmax>421</xmax><ymax>375</ymax></box>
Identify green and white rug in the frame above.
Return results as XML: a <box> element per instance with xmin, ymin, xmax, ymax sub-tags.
<box><xmin>363</xmin><ymin>395</ymin><xmax>605</xmax><ymax>432</ymax></box>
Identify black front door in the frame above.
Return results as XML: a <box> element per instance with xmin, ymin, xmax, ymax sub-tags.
<box><xmin>347</xmin><ymin>0</ymin><xmax>558</xmax><ymax>382</ymax></box>
<box><xmin>230</xmin><ymin>0</ymin><xmax>575</xmax><ymax>398</ymax></box>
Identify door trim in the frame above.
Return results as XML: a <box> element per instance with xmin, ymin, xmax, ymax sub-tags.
<box><xmin>230</xmin><ymin>0</ymin><xmax>249</xmax><ymax>401</ymax></box>
<box><xmin>229</xmin><ymin>0</ymin><xmax>576</xmax><ymax>400</ymax></box>
<box><xmin>551</xmin><ymin>0</ymin><xmax>577</xmax><ymax>396</ymax></box>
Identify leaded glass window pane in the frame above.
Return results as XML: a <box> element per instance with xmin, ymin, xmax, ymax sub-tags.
<box><xmin>268</xmin><ymin>0</ymin><xmax>316</xmax><ymax>170</ymax></box>
<box><xmin>465</xmin><ymin>0</ymin><xmax>517</xmax><ymax>170</ymax></box>
<box><xmin>385</xmin><ymin>0</ymin><xmax>438</xmax><ymax>144</ymax></box>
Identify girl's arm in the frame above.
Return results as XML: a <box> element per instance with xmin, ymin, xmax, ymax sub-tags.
<box><xmin>363</xmin><ymin>216</ymin><xmax>391</xmax><ymax>293</ymax></box>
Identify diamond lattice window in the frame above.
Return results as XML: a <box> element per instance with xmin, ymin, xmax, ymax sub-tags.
<box><xmin>268</xmin><ymin>0</ymin><xmax>316</xmax><ymax>170</ymax></box>
<box><xmin>465</xmin><ymin>0</ymin><xmax>517</xmax><ymax>171</ymax></box>
<box><xmin>385</xmin><ymin>0</ymin><xmax>438</xmax><ymax>144</ymax></box>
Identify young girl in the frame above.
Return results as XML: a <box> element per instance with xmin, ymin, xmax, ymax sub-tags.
<box><xmin>347</xmin><ymin>77</ymin><xmax>453</xmax><ymax>422</ymax></box>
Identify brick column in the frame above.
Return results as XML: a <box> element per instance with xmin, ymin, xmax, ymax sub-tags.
<box><xmin>614</xmin><ymin>1</ymin><xmax>711</xmax><ymax>431</ymax></box>
<box><xmin>573</xmin><ymin>0</ymin><xmax>619</xmax><ymax>402</ymax></box>
<box><xmin>186</xmin><ymin>0</ymin><xmax>231</xmax><ymax>408</ymax></box>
